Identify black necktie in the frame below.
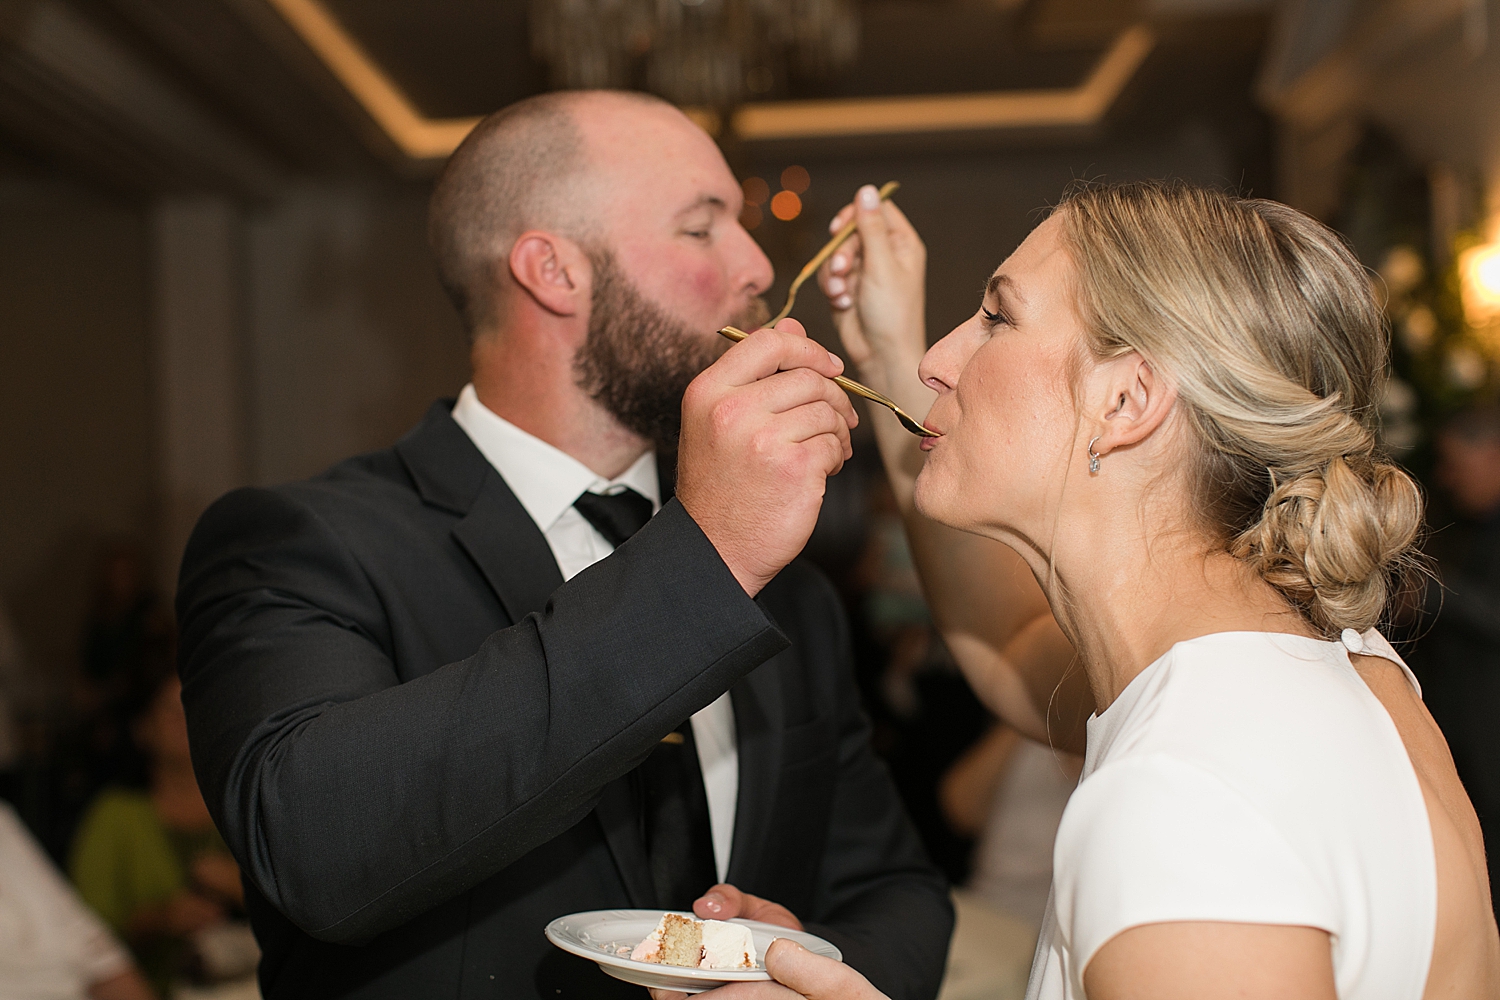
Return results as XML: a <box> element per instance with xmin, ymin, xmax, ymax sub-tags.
<box><xmin>641</xmin><ymin>722</ymin><xmax>719</xmax><ymax>911</ymax></box>
<box><xmin>573</xmin><ymin>487</ymin><xmax>718</xmax><ymax>907</ymax></box>
<box><xmin>573</xmin><ymin>488</ymin><xmax>654</xmax><ymax>547</ymax></box>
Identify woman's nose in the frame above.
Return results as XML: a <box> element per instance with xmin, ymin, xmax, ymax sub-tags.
<box><xmin>918</xmin><ymin>325</ymin><xmax>975</xmax><ymax>394</ymax></box>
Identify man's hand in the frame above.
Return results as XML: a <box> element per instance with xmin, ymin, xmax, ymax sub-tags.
<box><xmin>651</xmin><ymin>940</ymin><xmax>892</xmax><ymax>1000</ymax></box>
<box><xmin>677</xmin><ymin>319</ymin><xmax>858</xmax><ymax>596</ymax></box>
<box><xmin>693</xmin><ymin>883</ymin><xmax>802</xmax><ymax>930</ymax></box>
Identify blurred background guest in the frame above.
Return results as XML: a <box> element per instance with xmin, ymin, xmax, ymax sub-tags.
<box><xmin>68</xmin><ymin>675</ymin><xmax>255</xmax><ymax>998</ymax></box>
<box><xmin>941</xmin><ymin>725</ymin><xmax>1080</xmax><ymax>932</ymax></box>
<box><xmin>0</xmin><ymin>799</ymin><xmax>157</xmax><ymax>1000</ymax></box>
<box><xmin>933</xmin><ymin>726</ymin><xmax>1081</xmax><ymax>1000</ymax></box>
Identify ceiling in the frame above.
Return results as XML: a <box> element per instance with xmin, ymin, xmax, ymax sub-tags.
<box><xmin>0</xmin><ymin>0</ymin><xmax>1276</xmax><ymax>197</ymax></box>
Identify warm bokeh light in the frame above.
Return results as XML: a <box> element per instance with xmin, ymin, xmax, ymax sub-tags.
<box><xmin>781</xmin><ymin>165</ymin><xmax>811</xmax><ymax>194</ymax></box>
<box><xmin>770</xmin><ymin>190</ymin><xmax>802</xmax><ymax>221</ymax></box>
<box><xmin>741</xmin><ymin>176</ymin><xmax>770</xmax><ymax>206</ymax></box>
<box><xmin>740</xmin><ymin>203</ymin><xmax>763</xmax><ymax>230</ymax></box>
<box><xmin>1461</xmin><ymin>242</ymin><xmax>1500</xmax><ymax>325</ymax></box>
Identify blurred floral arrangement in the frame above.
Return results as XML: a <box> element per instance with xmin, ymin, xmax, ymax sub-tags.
<box><xmin>1335</xmin><ymin>129</ymin><xmax>1499</xmax><ymax>466</ymax></box>
<box><xmin>1377</xmin><ymin>233</ymin><xmax>1499</xmax><ymax>460</ymax></box>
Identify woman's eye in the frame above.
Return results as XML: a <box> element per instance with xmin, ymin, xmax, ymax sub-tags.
<box><xmin>685</xmin><ymin>229</ymin><xmax>710</xmax><ymax>240</ymax></box>
<box><xmin>981</xmin><ymin>305</ymin><xmax>1007</xmax><ymax>326</ymax></box>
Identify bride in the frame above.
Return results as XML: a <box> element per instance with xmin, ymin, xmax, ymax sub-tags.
<box><xmin>697</xmin><ymin>181</ymin><xmax>1500</xmax><ymax>999</ymax></box>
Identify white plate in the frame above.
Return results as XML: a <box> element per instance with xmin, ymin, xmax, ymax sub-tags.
<box><xmin>545</xmin><ymin>909</ymin><xmax>843</xmax><ymax>994</ymax></box>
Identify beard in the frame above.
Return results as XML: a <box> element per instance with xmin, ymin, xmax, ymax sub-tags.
<box><xmin>573</xmin><ymin>249</ymin><xmax>769</xmax><ymax>448</ymax></box>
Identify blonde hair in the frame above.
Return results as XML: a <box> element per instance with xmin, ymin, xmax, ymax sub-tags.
<box><xmin>1057</xmin><ymin>181</ymin><xmax>1422</xmax><ymax>636</ymax></box>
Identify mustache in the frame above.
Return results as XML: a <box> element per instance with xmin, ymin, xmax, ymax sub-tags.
<box><xmin>730</xmin><ymin>297</ymin><xmax>772</xmax><ymax>332</ymax></box>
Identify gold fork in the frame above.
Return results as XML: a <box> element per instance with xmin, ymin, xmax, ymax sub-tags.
<box><xmin>722</xmin><ymin>179</ymin><xmax>936</xmax><ymax>438</ymax></box>
<box><xmin>717</xmin><ymin>326</ymin><xmax>938</xmax><ymax>438</ymax></box>
<box><xmin>767</xmin><ymin>180</ymin><xmax>900</xmax><ymax>326</ymax></box>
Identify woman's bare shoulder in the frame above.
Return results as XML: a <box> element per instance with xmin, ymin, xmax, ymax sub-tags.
<box><xmin>1351</xmin><ymin>653</ymin><xmax>1500</xmax><ymax>1000</ymax></box>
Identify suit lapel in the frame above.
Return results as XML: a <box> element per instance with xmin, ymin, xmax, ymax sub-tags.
<box><xmin>395</xmin><ymin>401</ymin><xmax>564</xmax><ymax>625</ymax></box>
<box><xmin>451</xmin><ymin>480</ymin><xmax>563</xmax><ymax>626</ymax></box>
<box><xmin>396</xmin><ymin>402</ymin><xmax>658</xmax><ymax>906</ymax></box>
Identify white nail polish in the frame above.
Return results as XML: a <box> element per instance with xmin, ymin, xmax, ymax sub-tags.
<box><xmin>858</xmin><ymin>186</ymin><xmax>879</xmax><ymax>208</ymax></box>
<box><xmin>831</xmin><ymin>254</ymin><xmax>846</xmax><ymax>271</ymax></box>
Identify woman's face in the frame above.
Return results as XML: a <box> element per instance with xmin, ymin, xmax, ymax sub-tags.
<box><xmin>914</xmin><ymin>214</ymin><xmax>1090</xmax><ymax>552</ymax></box>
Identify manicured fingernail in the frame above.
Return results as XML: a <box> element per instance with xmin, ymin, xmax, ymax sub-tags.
<box><xmin>829</xmin><ymin>216</ymin><xmax>841</xmax><ymax>234</ymax></box>
<box><xmin>826</xmin><ymin>276</ymin><xmax>845</xmax><ymax>295</ymax></box>
<box><xmin>830</xmin><ymin>253</ymin><xmax>846</xmax><ymax>272</ymax></box>
<box><xmin>835</xmin><ymin>294</ymin><xmax>852</xmax><ymax>309</ymax></box>
<box><xmin>858</xmin><ymin>185</ymin><xmax>879</xmax><ymax>209</ymax></box>
<box><xmin>703</xmin><ymin>895</ymin><xmax>722</xmax><ymax>913</ymax></box>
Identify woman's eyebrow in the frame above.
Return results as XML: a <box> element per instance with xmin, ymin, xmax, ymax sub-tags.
<box><xmin>985</xmin><ymin>273</ymin><xmax>1024</xmax><ymax>310</ymax></box>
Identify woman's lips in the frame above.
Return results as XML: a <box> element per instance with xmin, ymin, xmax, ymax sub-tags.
<box><xmin>919</xmin><ymin>426</ymin><xmax>941</xmax><ymax>451</ymax></box>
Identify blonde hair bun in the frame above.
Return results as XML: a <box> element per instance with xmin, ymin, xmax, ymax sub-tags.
<box><xmin>1059</xmin><ymin>181</ymin><xmax>1424</xmax><ymax>636</ymax></box>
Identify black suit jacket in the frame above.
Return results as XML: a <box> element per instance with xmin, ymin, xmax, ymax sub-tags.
<box><xmin>176</xmin><ymin>401</ymin><xmax>952</xmax><ymax>1000</ymax></box>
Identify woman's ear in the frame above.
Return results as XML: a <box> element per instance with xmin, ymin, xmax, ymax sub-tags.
<box><xmin>1090</xmin><ymin>352</ymin><xmax>1176</xmax><ymax>458</ymax></box>
<box><xmin>508</xmin><ymin>231</ymin><xmax>588</xmax><ymax>317</ymax></box>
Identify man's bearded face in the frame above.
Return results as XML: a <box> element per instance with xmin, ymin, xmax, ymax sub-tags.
<box><xmin>573</xmin><ymin>249</ymin><xmax>769</xmax><ymax>447</ymax></box>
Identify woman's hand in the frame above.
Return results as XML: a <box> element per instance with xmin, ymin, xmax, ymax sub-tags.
<box><xmin>818</xmin><ymin>185</ymin><xmax>929</xmax><ymax>407</ymax></box>
<box><xmin>651</xmin><ymin>939</ymin><xmax>891</xmax><ymax>1000</ymax></box>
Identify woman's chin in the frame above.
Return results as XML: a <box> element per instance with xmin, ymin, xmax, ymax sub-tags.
<box><xmin>911</xmin><ymin>468</ymin><xmax>950</xmax><ymax>524</ymax></box>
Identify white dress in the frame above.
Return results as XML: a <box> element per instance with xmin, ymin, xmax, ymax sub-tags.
<box><xmin>1025</xmin><ymin>629</ymin><xmax>1436</xmax><ymax>1000</ymax></box>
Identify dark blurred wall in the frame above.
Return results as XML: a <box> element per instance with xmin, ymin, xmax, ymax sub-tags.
<box><xmin>0</xmin><ymin>172</ymin><xmax>468</xmax><ymax>687</ymax></box>
<box><xmin>244</xmin><ymin>186</ymin><xmax>468</xmax><ymax>488</ymax></box>
<box><xmin>0</xmin><ymin>173</ymin><xmax>154</xmax><ymax>681</ymax></box>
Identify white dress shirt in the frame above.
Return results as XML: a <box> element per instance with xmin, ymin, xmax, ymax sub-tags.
<box><xmin>452</xmin><ymin>384</ymin><xmax>738</xmax><ymax>882</ymax></box>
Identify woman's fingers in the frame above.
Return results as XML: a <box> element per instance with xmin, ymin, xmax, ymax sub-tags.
<box><xmin>764</xmin><ymin>940</ymin><xmax>893</xmax><ymax>1000</ymax></box>
<box><xmin>851</xmin><ymin>185</ymin><xmax>895</xmax><ymax>275</ymax></box>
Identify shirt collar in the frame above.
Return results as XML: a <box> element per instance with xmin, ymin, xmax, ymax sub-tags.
<box><xmin>451</xmin><ymin>384</ymin><xmax>660</xmax><ymax>534</ymax></box>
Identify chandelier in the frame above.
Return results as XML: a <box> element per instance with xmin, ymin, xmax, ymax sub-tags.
<box><xmin>530</xmin><ymin>0</ymin><xmax>860</xmax><ymax>109</ymax></box>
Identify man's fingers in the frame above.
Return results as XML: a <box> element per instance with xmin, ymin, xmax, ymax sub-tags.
<box><xmin>778</xmin><ymin>401</ymin><xmax>853</xmax><ymax>456</ymax></box>
<box><xmin>765</xmin><ymin>940</ymin><xmax>891</xmax><ymax>1000</ymax></box>
<box><xmin>709</xmin><ymin>326</ymin><xmax>845</xmax><ymax>387</ymax></box>
<box><xmin>738</xmin><ymin>368</ymin><xmax>857</xmax><ymax>428</ymax></box>
<box><xmin>695</xmin><ymin>883</ymin><xmax>745</xmax><ymax>920</ymax></box>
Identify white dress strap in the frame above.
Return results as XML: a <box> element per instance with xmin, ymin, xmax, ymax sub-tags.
<box><xmin>1342</xmin><ymin>628</ymin><xmax>1422</xmax><ymax>699</ymax></box>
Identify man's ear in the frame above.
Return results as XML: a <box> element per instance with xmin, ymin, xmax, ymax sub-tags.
<box><xmin>1089</xmin><ymin>352</ymin><xmax>1176</xmax><ymax>458</ymax></box>
<box><xmin>508</xmin><ymin>231</ymin><xmax>589</xmax><ymax>317</ymax></box>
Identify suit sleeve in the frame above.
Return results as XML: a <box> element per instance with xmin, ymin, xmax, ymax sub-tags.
<box><xmin>176</xmin><ymin>487</ymin><xmax>787</xmax><ymax>945</ymax></box>
<box><xmin>795</xmin><ymin>574</ymin><xmax>955</xmax><ymax>1000</ymax></box>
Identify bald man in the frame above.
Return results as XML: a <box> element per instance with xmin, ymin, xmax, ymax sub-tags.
<box><xmin>176</xmin><ymin>91</ymin><xmax>952</xmax><ymax>1000</ymax></box>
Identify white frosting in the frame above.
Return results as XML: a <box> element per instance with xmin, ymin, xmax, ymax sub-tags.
<box><xmin>699</xmin><ymin>919</ymin><xmax>756</xmax><ymax>970</ymax></box>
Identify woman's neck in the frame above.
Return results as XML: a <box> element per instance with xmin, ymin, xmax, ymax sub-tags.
<box><xmin>1041</xmin><ymin>510</ymin><xmax>1312</xmax><ymax>712</ymax></box>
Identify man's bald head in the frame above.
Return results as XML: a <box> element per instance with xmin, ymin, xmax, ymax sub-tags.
<box><xmin>428</xmin><ymin>89</ymin><xmax>672</xmax><ymax>335</ymax></box>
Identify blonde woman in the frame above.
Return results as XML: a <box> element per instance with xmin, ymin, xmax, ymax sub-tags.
<box><xmin>691</xmin><ymin>182</ymin><xmax>1500</xmax><ymax>1000</ymax></box>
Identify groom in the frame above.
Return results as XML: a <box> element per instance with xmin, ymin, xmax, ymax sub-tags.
<box><xmin>176</xmin><ymin>90</ymin><xmax>952</xmax><ymax>999</ymax></box>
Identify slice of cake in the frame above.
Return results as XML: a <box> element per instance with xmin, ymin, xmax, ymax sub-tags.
<box><xmin>699</xmin><ymin>919</ymin><xmax>756</xmax><ymax>970</ymax></box>
<box><xmin>629</xmin><ymin>913</ymin><xmax>756</xmax><ymax>970</ymax></box>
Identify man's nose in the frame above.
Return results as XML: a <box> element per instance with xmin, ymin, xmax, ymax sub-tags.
<box><xmin>733</xmin><ymin>227</ymin><xmax>775</xmax><ymax>298</ymax></box>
